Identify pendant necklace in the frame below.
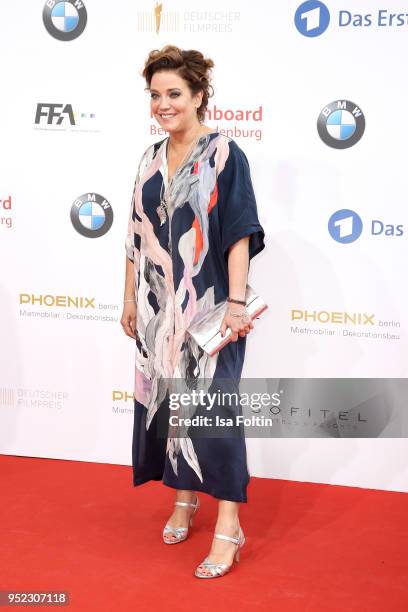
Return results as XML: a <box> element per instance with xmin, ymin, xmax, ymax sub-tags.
<box><xmin>156</xmin><ymin>130</ymin><xmax>204</xmax><ymax>226</ymax></box>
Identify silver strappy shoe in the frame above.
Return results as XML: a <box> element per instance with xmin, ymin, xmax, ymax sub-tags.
<box><xmin>162</xmin><ymin>495</ymin><xmax>200</xmax><ymax>544</ymax></box>
<box><xmin>194</xmin><ymin>526</ymin><xmax>245</xmax><ymax>578</ymax></box>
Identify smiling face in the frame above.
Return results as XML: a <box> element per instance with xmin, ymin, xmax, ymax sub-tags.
<box><xmin>149</xmin><ymin>70</ymin><xmax>203</xmax><ymax>134</ymax></box>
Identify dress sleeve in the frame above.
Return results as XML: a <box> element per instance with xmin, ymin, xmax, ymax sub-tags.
<box><xmin>125</xmin><ymin>149</ymin><xmax>147</xmax><ymax>266</ymax></box>
<box><xmin>217</xmin><ymin>140</ymin><xmax>265</xmax><ymax>263</ymax></box>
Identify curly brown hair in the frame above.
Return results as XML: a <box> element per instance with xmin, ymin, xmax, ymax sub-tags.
<box><xmin>142</xmin><ymin>45</ymin><xmax>214</xmax><ymax>123</ymax></box>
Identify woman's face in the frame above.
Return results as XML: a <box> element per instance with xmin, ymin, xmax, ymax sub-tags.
<box><xmin>149</xmin><ymin>70</ymin><xmax>202</xmax><ymax>134</ymax></box>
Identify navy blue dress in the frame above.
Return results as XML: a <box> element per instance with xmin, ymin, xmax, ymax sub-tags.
<box><xmin>125</xmin><ymin>131</ymin><xmax>265</xmax><ymax>502</ymax></box>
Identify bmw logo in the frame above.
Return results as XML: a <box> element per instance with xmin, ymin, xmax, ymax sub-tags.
<box><xmin>328</xmin><ymin>209</ymin><xmax>363</xmax><ymax>244</ymax></box>
<box><xmin>317</xmin><ymin>100</ymin><xmax>365</xmax><ymax>149</ymax></box>
<box><xmin>70</xmin><ymin>194</ymin><xmax>113</xmax><ymax>238</ymax></box>
<box><xmin>43</xmin><ymin>0</ymin><xmax>87</xmax><ymax>41</ymax></box>
<box><xmin>294</xmin><ymin>1</ymin><xmax>330</xmax><ymax>37</ymax></box>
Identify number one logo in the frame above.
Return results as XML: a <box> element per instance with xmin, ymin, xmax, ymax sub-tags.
<box><xmin>334</xmin><ymin>215</ymin><xmax>353</xmax><ymax>239</ymax></box>
<box><xmin>294</xmin><ymin>1</ymin><xmax>330</xmax><ymax>37</ymax></box>
<box><xmin>328</xmin><ymin>210</ymin><xmax>363</xmax><ymax>244</ymax></box>
<box><xmin>301</xmin><ymin>6</ymin><xmax>321</xmax><ymax>31</ymax></box>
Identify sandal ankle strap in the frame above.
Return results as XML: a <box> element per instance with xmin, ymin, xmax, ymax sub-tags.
<box><xmin>214</xmin><ymin>526</ymin><xmax>243</xmax><ymax>545</ymax></box>
<box><xmin>174</xmin><ymin>496</ymin><xmax>198</xmax><ymax>509</ymax></box>
<box><xmin>214</xmin><ymin>532</ymin><xmax>240</xmax><ymax>544</ymax></box>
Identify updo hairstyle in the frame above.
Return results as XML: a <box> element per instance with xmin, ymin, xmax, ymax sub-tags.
<box><xmin>142</xmin><ymin>45</ymin><xmax>214</xmax><ymax>122</ymax></box>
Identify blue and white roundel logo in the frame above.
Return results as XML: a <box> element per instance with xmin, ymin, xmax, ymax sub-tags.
<box><xmin>43</xmin><ymin>0</ymin><xmax>87</xmax><ymax>41</ymax></box>
<box><xmin>326</xmin><ymin>110</ymin><xmax>356</xmax><ymax>140</ymax></box>
<box><xmin>51</xmin><ymin>2</ymin><xmax>79</xmax><ymax>32</ymax></box>
<box><xmin>294</xmin><ymin>1</ymin><xmax>330</xmax><ymax>37</ymax></box>
<box><xmin>318</xmin><ymin>100</ymin><xmax>365</xmax><ymax>149</ymax></box>
<box><xmin>328</xmin><ymin>209</ymin><xmax>363</xmax><ymax>244</ymax></box>
<box><xmin>71</xmin><ymin>194</ymin><xmax>113</xmax><ymax>238</ymax></box>
<box><xmin>78</xmin><ymin>201</ymin><xmax>106</xmax><ymax>231</ymax></box>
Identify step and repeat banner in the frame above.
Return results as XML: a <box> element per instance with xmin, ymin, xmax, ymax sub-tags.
<box><xmin>1</xmin><ymin>1</ymin><xmax>407</xmax><ymax>492</ymax></box>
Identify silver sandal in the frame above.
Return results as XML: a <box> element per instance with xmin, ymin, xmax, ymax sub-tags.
<box><xmin>162</xmin><ymin>495</ymin><xmax>200</xmax><ymax>544</ymax></box>
<box><xmin>194</xmin><ymin>526</ymin><xmax>245</xmax><ymax>578</ymax></box>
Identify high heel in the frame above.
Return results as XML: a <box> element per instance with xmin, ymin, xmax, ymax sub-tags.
<box><xmin>162</xmin><ymin>495</ymin><xmax>200</xmax><ymax>544</ymax></box>
<box><xmin>194</xmin><ymin>526</ymin><xmax>245</xmax><ymax>578</ymax></box>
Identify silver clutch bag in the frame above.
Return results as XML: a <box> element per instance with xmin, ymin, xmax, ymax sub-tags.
<box><xmin>186</xmin><ymin>284</ymin><xmax>268</xmax><ymax>356</ymax></box>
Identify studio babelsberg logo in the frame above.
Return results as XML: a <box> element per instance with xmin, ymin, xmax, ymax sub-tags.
<box><xmin>294</xmin><ymin>0</ymin><xmax>330</xmax><ymax>36</ymax></box>
<box><xmin>328</xmin><ymin>209</ymin><xmax>363</xmax><ymax>244</ymax></box>
<box><xmin>43</xmin><ymin>0</ymin><xmax>87</xmax><ymax>41</ymax></box>
<box><xmin>317</xmin><ymin>100</ymin><xmax>365</xmax><ymax>149</ymax></box>
<box><xmin>70</xmin><ymin>193</ymin><xmax>113</xmax><ymax>238</ymax></box>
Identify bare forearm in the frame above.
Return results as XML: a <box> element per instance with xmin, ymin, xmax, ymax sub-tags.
<box><xmin>227</xmin><ymin>236</ymin><xmax>250</xmax><ymax>301</ymax></box>
<box><xmin>124</xmin><ymin>256</ymin><xmax>136</xmax><ymax>302</ymax></box>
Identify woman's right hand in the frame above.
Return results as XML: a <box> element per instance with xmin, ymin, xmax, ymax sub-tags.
<box><xmin>120</xmin><ymin>302</ymin><xmax>137</xmax><ymax>339</ymax></box>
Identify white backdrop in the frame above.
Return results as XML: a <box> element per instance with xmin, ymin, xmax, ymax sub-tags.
<box><xmin>1</xmin><ymin>0</ymin><xmax>407</xmax><ymax>493</ymax></box>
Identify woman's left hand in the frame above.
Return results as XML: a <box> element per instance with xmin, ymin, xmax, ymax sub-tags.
<box><xmin>219</xmin><ymin>305</ymin><xmax>254</xmax><ymax>342</ymax></box>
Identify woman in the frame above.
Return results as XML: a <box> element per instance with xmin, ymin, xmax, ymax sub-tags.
<box><xmin>121</xmin><ymin>45</ymin><xmax>265</xmax><ymax>578</ymax></box>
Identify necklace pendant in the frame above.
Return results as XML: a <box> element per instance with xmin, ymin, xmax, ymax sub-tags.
<box><xmin>156</xmin><ymin>201</ymin><xmax>167</xmax><ymax>226</ymax></box>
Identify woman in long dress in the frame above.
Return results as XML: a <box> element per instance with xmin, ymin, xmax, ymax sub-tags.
<box><xmin>121</xmin><ymin>45</ymin><xmax>265</xmax><ymax>578</ymax></box>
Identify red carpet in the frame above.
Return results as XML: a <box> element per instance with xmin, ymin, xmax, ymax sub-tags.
<box><xmin>0</xmin><ymin>455</ymin><xmax>407</xmax><ymax>611</ymax></box>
